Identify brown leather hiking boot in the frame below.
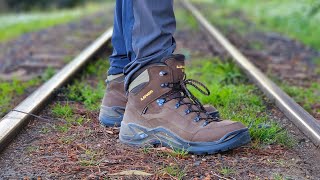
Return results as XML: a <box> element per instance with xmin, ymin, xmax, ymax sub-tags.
<box><xmin>99</xmin><ymin>74</ymin><xmax>127</xmax><ymax>127</ymax></box>
<box><xmin>119</xmin><ymin>54</ymin><xmax>250</xmax><ymax>154</ymax></box>
<box><xmin>99</xmin><ymin>74</ymin><xmax>219</xmax><ymax>127</ymax></box>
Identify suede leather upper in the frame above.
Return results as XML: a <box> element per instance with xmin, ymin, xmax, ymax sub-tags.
<box><xmin>122</xmin><ymin>55</ymin><xmax>246</xmax><ymax>142</ymax></box>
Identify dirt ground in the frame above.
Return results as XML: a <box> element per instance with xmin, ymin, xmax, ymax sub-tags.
<box><xmin>1</xmin><ymin>24</ymin><xmax>320</xmax><ymax>179</ymax></box>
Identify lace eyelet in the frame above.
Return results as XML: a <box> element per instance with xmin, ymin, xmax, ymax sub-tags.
<box><xmin>185</xmin><ymin>109</ymin><xmax>191</xmax><ymax>115</ymax></box>
<box><xmin>194</xmin><ymin>116</ymin><xmax>200</xmax><ymax>122</ymax></box>
<box><xmin>156</xmin><ymin>98</ymin><xmax>166</xmax><ymax>106</ymax></box>
<box><xmin>202</xmin><ymin>121</ymin><xmax>209</xmax><ymax>127</ymax></box>
<box><xmin>175</xmin><ymin>102</ymin><xmax>181</xmax><ymax>109</ymax></box>
<box><xmin>159</xmin><ymin>71</ymin><xmax>167</xmax><ymax>76</ymax></box>
<box><xmin>160</xmin><ymin>83</ymin><xmax>168</xmax><ymax>88</ymax></box>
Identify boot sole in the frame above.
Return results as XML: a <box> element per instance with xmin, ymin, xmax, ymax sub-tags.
<box><xmin>99</xmin><ymin>105</ymin><xmax>124</xmax><ymax>127</ymax></box>
<box><xmin>119</xmin><ymin>122</ymin><xmax>251</xmax><ymax>155</ymax></box>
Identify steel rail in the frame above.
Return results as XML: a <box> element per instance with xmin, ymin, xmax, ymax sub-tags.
<box><xmin>0</xmin><ymin>28</ymin><xmax>113</xmax><ymax>152</ymax></box>
<box><xmin>181</xmin><ymin>0</ymin><xmax>320</xmax><ymax>146</ymax></box>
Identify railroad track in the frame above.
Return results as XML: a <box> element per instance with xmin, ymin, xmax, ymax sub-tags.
<box><xmin>0</xmin><ymin>28</ymin><xmax>113</xmax><ymax>152</ymax></box>
<box><xmin>181</xmin><ymin>0</ymin><xmax>320</xmax><ymax>147</ymax></box>
<box><xmin>0</xmin><ymin>0</ymin><xmax>319</xmax><ymax>154</ymax></box>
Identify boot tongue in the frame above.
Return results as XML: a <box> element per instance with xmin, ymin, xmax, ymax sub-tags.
<box><xmin>163</xmin><ymin>54</ymin><xmax>185</xmax><ymax>83</ymax></box>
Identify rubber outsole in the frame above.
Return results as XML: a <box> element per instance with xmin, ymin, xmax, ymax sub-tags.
<box><xmin>119</xmin><ymin>122</ymin><xmax>251</xmax><ymax>155</ymax></box>
<box><xmin>99</xmin><ymin>106</ymin><xmax>124</xmax><ymax>127</ymax></box>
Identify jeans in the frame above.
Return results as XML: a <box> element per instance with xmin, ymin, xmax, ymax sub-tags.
<box><xmin>108</xmin><ymin>0</ymin><xmax>176</xmax><ymax>90</ymax></box>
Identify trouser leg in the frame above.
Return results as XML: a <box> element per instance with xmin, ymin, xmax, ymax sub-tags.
<box><xmin>123</xmin><ymin>0</ymin><xmax>176</xmax><ymax>90</ymax></box>
<box><xmin>108</xmin><ymin>0</ymin><xmax>132</xmax><ymax>75</ymax></box>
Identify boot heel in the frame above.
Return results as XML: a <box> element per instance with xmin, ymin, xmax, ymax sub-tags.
<box><xmin>99</xmin><ymin>106</ymin><xmax>124</xmax><ymax>127</ymax></box>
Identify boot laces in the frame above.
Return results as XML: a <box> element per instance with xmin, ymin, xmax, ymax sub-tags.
<box><xmin>160</xmin><ymin>74</ymin><xmax>220</xmax><ymax>126</ymax></box>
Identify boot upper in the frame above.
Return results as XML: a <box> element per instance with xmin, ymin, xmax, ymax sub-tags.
<box><xmin>123</xmin><ymin>55</ymin><xmax>246</xmax><ymax>142</ymax></box>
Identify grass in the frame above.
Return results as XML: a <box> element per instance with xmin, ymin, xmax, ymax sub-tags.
<box><xmin>161</xmin><ymin>165</ymin><xmax>186</xmax><ymax>180</ymax></box>
<box><xmin>187</xmin><ymin>58</ymin><xmax>295</xmax><ymax>147</ymax></box>
<box><xmin>52</xmin><ymin>102</ymin><xmax>73</xmax><ymax>118</ymax></box>
<box><xmin>49</xmin><ymin>59</ymin><xmax>108</xmax><ymax>133</ymax></box>
<box><xmin>219</xmin><ymin>166</ymin><xmax>235</xmax><ymax>177</ymax></box>
<box><xmin>193</xmin><ymin>0</ymin><xmax>320</xmax><ymax>50</ymax></box>
<box><xmin>190</xmin><ymin>0</ymin><xmax>320</xmax><ymax>120</ymax></box>
<box><xmin>66</xmin><ymin>60</ymin><xmax>107</xmax><ymax>111</ymax></box>
<box><xmin>0</xmin><ymin>78</ymin><xmax>40</xmax><ymax>117</ymax></box>
<box><xmin>0</xmin><ymin>2</ymin><xmax>110</xmax><ymax>42</ymax></box>
<box><xmin>281</xmin><ymin>83</ymin><xmax>320</xmax><ymax>113</ymax></box>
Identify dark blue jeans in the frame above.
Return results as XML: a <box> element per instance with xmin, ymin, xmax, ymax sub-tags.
<box><xmin>108</xmin><ymin>0</ymin><xmax>176</xmax><ymax>90</ymax></box>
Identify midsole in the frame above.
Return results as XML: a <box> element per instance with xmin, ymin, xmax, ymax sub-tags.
<box><xmin>119</xmin><ymin>122</ymin><xmax>250</xmax><ymax>151</ymax></box>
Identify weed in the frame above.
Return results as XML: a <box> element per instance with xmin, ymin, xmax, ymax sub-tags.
<box><xmin>142</xmin><ymin>146</ymin><xmax>152</xmax><ymax>154</ymax></box>
<box><xmin>79</xmin><ymin>149</ymin><xmax>101</xmax><ymax>166</ymax></box>
<box><xmin>59</xmin><ymin>136</ymin><xmax>75</xmax><ymax>144</ymax></box>
<box><xmin>55</xmin><ymin>123</ymin><xmax>70</xmax><ymax>133</ymax></box>
<box><xmin>25</xmin><ymin>146</ymin><xmax>39</xmax><ymax>153</ymax></box>
<box><xmin>161</xmin><ymin>165</ymin><xmax>185</xmax><ymax>180</ymax></box>
<box><xmin>52</xmin><ymin>102</ymin><xmax>73</xmax><ymax>118</ymax></box>
<box><xmin>0</xmin><ymin>78</ymin><xmax>40</xmax><ymax>117</ymax></box>
<box><xmin>41</xmin><ymin>67</ymin><xmax>56</xmax><ymax>81</ymax></box>
<box><xmin>41</xmin><ymin>127</ymin><xmax>51</xmax><ymax>134</ymax></box>
<box><xmin>273</xmin><ymin>174</ymin><xmax>287</xmax><ymax>180</ymax></box>
<box><xmin>219</xmin><ymin>166</ymin><xmax>235</xmax><ymax>176</ymax></box>
<box><xmin>170</xmin><ymin>147</ymin><xmax>189</xmax><ymax>158</ymax></box>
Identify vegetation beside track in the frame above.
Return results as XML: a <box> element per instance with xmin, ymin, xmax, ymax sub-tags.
<box><xmin>0</xmin><ymin>2</ymin><xmax>111</xmax><ymax>42</ymax></box>
<box><xmin>0</xmin><ymin>67</ymin><xmax>55</xmax><ymax>117</ymax></box>
<box><xmin>189</xmin><ymin>0</ymin><xmax>320</xmax><ymax>119</ymax></box>
<box><xmin>192</xmin><ymin>0</ymin><xmax>320</xmax><ymax>50</ymax></box>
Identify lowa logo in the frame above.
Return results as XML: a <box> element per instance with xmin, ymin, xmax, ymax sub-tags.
<box><xmin>176</xmin><ymin>65</ymin><xmax>185</xmax><ymax>69</ymax></box>
<box><xmin>140</xmin><ymin>90</ymin><xmax>154</xmax><ymax>101</ymax></box>
<box><xmin>176</xmin><ymin>65</ymin><xmax>185</xmax><ymax>72</ymax></box>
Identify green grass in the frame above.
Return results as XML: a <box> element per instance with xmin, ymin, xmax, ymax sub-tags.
<box><xmin>66</xmin><ymin>60</ymin><xmax>107</xmax><ymax>111</ymax></box>
<box><xmin>187</xmin><ymin>58</ymin><xmax>295</xmax><ymax>146</ymax></box>
<box><xmin>0</xmin><ymin>2</ymin><xmax>110</xmax><ymax>42</ymax></box>
<box><xmin>193</xmin><ymin>0</ymin><xmax>320</xmax><ymax>50</ymax></box>
<box><xmin>52</xmin><ymin>102</ymin><xmax>73</xmax><ymax>118</ymax></box>
<box><xmin>219</xmin><ymin>166</ymin><xmax>235</xmax><ymax>177</ymax></box>
<box><xmin>161</xmin><ymin>165</ymin><xmax>186</xmax><ymax>180</ymax></box>
<box><xmin>190</xmin><ymin>0</ymin><xmax>320</xmax><ymax>122</ymax></box>
<box><xmin>281</xmin><ymin>83</ymin><xmax>320</xmax><ymax>113</ymax></box>
<box><xmin>0</xmin><ymin>78</ymin><xmax>40</xmax><ymax>117</ymax></box>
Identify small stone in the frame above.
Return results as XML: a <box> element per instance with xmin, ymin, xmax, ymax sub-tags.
<box><xmin>194</xmin><ymin>161</ymin><xmax>201</xmax><ymax>166</ymax></box>
<box><xmin>202</xmin><ymin>158</ymin><xmax>206</xmax><ymax>162</ymax></box>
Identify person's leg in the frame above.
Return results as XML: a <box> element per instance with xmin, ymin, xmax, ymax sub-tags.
<box><xmin>100</xmin><ymin>0</ymin><xmax>177</xmax><ymax>126</ymax></box>
<box><xmin>100</xmin><ymin>0</ymin><xmax>219</xmax><ymax>127</ymax></box>
<box><xmin>119</xmin><ymin>0</ymin><xmax>251</xmax><ymax>154</ymax></box>
<box><xmin>123</xmin><ymin>0</ymin><xmax>177</xmax><ymax>90</ymax></box>
<box><xmin>99</xmin><ymin>0</ymin><xmax>130</xmax><ymax>126</ymax></box>
<box><xmin>108</xmin><ymin>0</ymin><xmax>131</xmax><ymax>75</ymax></box>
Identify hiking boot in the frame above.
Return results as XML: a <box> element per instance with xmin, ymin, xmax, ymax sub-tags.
<box><xmin>119</xmin><ymin>54</ymin><xmax>250</xmax><ymax>154</ymax></box>
<box><xmin>99</xmin><ymin>74</ymin><xmax>127</xmax><ymax>127</ymax></box>
<box><xmin>99</xmin><ymin>74</ymin><xmax>219</xmax><ymax>127</ymax></box>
